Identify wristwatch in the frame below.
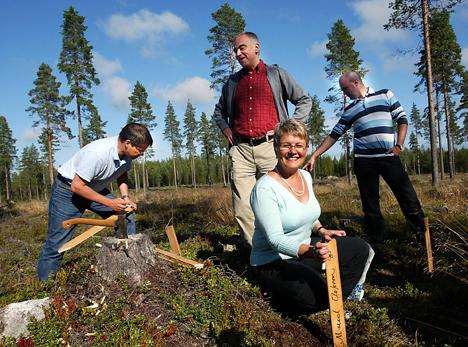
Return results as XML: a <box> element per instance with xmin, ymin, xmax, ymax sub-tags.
<box><xmin>395</xmin><ymin>144</ymin><xmax>403</xmax><ymax>150</ymax></box>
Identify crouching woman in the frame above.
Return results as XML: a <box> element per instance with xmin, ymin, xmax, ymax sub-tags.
<box><xmin>250</xmin><ymin>119</ymin><xmax>374</xmax><ymax>315</ymax></box>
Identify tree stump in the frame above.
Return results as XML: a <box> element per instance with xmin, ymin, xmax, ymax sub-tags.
<box><xmin>96</xmin><ymin>234</ymin><xmax>156</xmax><ymax>285</ymax></box>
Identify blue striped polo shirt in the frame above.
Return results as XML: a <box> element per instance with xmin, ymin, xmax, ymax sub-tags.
<box><xmin>329</xmin><ymin>87</ymin><xmax>408</xmax><ymax>158</ymax></box>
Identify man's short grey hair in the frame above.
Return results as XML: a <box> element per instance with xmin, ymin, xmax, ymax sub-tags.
<box><xmin>342</xmin><ymin>71</ymin><xmax>363</xmax><ymax>84</ymax></box>
<box><xmin>235</xmin><ymin>31</ymin><xmax>259</xmax><ymax>44</ymax></box>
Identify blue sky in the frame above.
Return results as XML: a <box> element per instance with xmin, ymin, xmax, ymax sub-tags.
<box><xmin>1</xmin><ymin>0</ymin><xmax>467</xmax><ymax>166</ymax></box>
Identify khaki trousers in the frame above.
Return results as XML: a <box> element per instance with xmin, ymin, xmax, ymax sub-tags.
<box><xmin>229</xmin><ymin>141</ymin><xmax>277</xmax><ymax>245</ymax></box>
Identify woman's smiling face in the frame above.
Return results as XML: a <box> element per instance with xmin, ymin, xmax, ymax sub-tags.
<box><xmin>276</xmin><ymin>133</ymin><xmax>308</xmax><ymax>171</ymax></box>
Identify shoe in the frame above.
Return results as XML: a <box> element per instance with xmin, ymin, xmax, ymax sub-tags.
<box><xmin>347</xmin><ymin>283</ymin><xmax>364</xmax><ymax>301</ymax></box>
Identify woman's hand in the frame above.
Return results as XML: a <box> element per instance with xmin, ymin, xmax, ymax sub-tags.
<box><xmin>319</xmin><ymin>228</ymin><xmax>346</xmax><ymax>237</ymax></box>
<box><xmin>298</xmin><ymin>241</ymin><xmax>330</xmax><ymax>262</ymax></box>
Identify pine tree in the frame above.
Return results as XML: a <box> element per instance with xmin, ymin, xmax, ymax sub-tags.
<box><xmin>58</xmin><ymin>6</ymin><xmax>100</xmax><ymax>148</ymax></box>
<box><xmin>183</xmin><ymin>100</ymin><xmax>198</xmax><ymax>187</ymax></box>
<box><xmin>205</xmin><ymin>3</ymin><xmax>246</xmax><ymax>91</ymax></box>
<box><xmin>414</xmin><ymin>9</ymin><xmax>464</xmax><ymax>178</ymax></box>
<box><xmin>128</xmin><ymin>81</ymin><xmax>156</xmax><ymax>194</ymax></box>
<box><xmin>408</xmin><ymin>132</ymin><xmax>420</xmax><ymax>175</ymax></box>
<box><xmin>409</xmin><ymin>103</ymin><xmax>423</xmax><ymax>174</ymax></box>
<box><xmin>305</xmin><ymin>95</ymin><xmax>327</xmax><ymax>179</ymax></box>
<box><xmin>199</xmin><ymin>112</ymin><xmax>216</xmax><ymax>185</ymax></box>
<box><xmin>385</xmin><ymin>0</ymin><xmax>462</xmax><ymax>185</ymax></box>
<box><xmin>0</xmin><ymin>116</ymin><xmax>17</xmax><ymax>203</ymax></box>
<box><xmin>19</xmin><ymin>145</ymin><xmax>43</xmax><ymax>200</ymax></box>
<box><xmin>212</xmin><ymin>125</ymin><xmax>229</xmax><ymax>187</ymax></box>
<box><xmin>324</xmin><ymin>19</ymin><xmax>367</xmax><ymax>184</ymax></box>
<box><xmin>26</xmin><ymin>63</ymin><xmax>72</xmax><ymax>186</ymax></box>
<box><xmin>163</xmin><ymin>101</ymin><xmax>182</xmax><ymax>189</ymax></box>
<box><xmin>83</xmin><ymin>104</ymin><xmax>107</xmax><ymax>146</ymax></box>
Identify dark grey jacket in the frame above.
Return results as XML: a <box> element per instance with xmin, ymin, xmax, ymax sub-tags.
<box><xmin>212</xmin><ymin>63</ymin><xmax>312</xmax><ymax>131</ymax></box>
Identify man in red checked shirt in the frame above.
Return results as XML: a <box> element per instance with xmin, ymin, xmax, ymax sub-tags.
<box><xmin>213</xmin><ymin>32</ymin><xmax>311</xmax><ymax>246</ymax></box>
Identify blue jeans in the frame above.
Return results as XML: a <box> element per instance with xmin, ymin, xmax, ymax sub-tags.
<box><xmin>36</xmin><ymin>179</ymin><xmax>136</xmax><ymax>281</ymax></box>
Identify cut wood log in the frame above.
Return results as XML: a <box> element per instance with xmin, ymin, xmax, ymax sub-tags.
<box><xmin>165</xmin><ymin>225</ymin><xmax>181</xmax><ymax>255</ymax></box>
<box><xmin>154</xmin><ymin>248</ymin><xmax>204</xmax><ymax>269</ymax></box>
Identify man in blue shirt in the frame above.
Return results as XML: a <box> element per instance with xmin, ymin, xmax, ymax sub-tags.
<box><xmin>37</xmin><ymin>123</ymin><xmax>153</xmax><ymax>281</ymax></box>
<box><xmin>305</xmin><ymin>71</ymin><xmax>426</xmax><ymax>243</ymax></box>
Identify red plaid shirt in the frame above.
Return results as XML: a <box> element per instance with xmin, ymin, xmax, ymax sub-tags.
<box><xmin>233</xmin><ymin>60</ymin><xmax>278</xmax><ymax>138</ymax></box>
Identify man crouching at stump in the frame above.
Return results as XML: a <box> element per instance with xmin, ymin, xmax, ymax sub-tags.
<box><xmin>36</xmin><ymin>123</ymin><xmax>153</xmax><ymax>281</ymax></box>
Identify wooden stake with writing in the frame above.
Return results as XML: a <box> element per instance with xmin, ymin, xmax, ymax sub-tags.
<box><xmin>325</xmin><ymin>239</ymin><xmax>347</xmax><ymax>347</ymax></box>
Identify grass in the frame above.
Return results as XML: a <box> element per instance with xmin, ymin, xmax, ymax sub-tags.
<box><xmin>0</xmin><ymin>174</ymin><xmax>467</xmax><ymax>346</ymax></box>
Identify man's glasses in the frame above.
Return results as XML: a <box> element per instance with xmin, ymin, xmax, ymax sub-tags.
<box><xmin>278</xmin><ymin>143</ymin><xmax>307</xmax><ymax>151</ymax></box>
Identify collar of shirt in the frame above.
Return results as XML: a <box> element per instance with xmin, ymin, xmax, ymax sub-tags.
<box><xmin>112</xmin><ymin>137</ymin><xmax>129</xmax><ymax>166</ymax></box>
<box><xmin>357</xmin><ymin>86</ymin><xmax>375</xmax><ymax>100</ymax></box>
<box><xmin>241</xmin><ymin>59</ymin><xmax>266</xmax><ymax>76</ymax></box>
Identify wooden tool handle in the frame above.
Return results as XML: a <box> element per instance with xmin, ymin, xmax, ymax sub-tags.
<box><xmin>62</xmin><ymin>215</ymin><xmax>118</xmax><ymax>229</ymax></box>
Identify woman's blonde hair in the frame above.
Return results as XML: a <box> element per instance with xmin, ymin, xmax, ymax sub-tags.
<box><xmin>273</xmin><ymin>119</ymin><xmax>309</xmax><ymax>147</ymax></box>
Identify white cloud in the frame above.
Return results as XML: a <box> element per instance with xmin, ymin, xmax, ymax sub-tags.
<box><xmin>152</xmin><ymin>77</ymin><xmax>217</xmax><ymax>105</ymax></box>
<box><xmin>462</xmin><ymin>47</ymin><xmax>468</xmax><ymax>68</ymax></box>
<box><xmin>308</xmin><ymin>40</ymin><xmax>327</xmax><ymax>57</ymax></box>
<box><xmin>103</xmin><ymin>76</ymin><xmax>131</xmax><ymax>110</ymax></box>
<box><xmin>350</xmin><ymin>0</ymin><xmax>409</xmax><ymax>44</ymax></box>
<box><xmin>93</xmin><ymin>51</ymin><xmax>122</xmax><ymax>78</ymax></box>
<box><xmin>381</xmin><ymin>50</ymin><xmax>417</xmax><ymax>72</ymax></box>
<box><xmin>22</xmin><ymin>128</ymin><xmax>40</xmax><ymax>141</ymax></box>
<box><xmin>101</xmin><ymin>9</ymin><xmax>189</xmax><ymax>57</ymax></box>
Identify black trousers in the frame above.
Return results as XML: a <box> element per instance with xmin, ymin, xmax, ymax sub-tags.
<box><xmin>354</xmin><ymin>156</ymin><xmax>425</xmax><ymax>241</ymax></box>
<box><xmin>251</xmin><ymin>237</ymin><xmax>370</xmax><ymax>316</ymax></box>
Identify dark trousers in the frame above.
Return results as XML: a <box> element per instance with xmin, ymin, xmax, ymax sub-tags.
<box><xmin>251</xmin><ymin>237</ymin><xmax>370</xmax><ymax>315</ymax></box>
<box><xmin>354</xmin><ymin>156</ymin><xmax>425</xmax><ymax>241</ymax></box>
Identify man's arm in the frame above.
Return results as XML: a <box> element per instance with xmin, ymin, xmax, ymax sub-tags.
<box><xmin>117</xmin><ymin>171</ymin><xmax>137</xmax><ymax>210</ymax></box>
<box><xmin>70</xmin><ymin>175</ymin><xmax>128</xmax><ymax>212</ymax></box>
<box><xmin>212</xmin><ymin>83</ymin><xmax>235</xmax><ymax>145</ymax></box>
<box><xmin>386</xmin><ymin>123</ymin><xmax>407</xmax><ymax>156</ymax></box>
<box><xmin>277</xmin><ymin>67</ymin><xmax>312</xmax><ymax>121</ymax></box>
<box><xmin>304</xmin><ymin>136</ymin><xmax>337</xmax><ymax>171</ymax></box>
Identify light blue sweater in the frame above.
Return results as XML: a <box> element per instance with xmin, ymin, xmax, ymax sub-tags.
<box><xmin>250</xmin><ymin>169</ymin><xmax>321</xmax><ymax>266</ymax></box>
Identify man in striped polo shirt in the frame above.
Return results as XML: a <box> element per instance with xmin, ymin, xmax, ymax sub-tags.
<box><xmin>305</xmin><ymin>71</ymin><xmax>426</xmax><ymax>243</ymax></box>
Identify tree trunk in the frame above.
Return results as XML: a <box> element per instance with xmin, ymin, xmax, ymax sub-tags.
<box><xmin>5</xmin><ymin>163</ymin><xmax>11</xmax><ymax>202</ymax></box>
<box><xmin>220</xmin><ymin>149</ymin><xmax>227</xmax><ymax>187</ymax></box>
<box><xmin>191</xmin><ymin>154</ymin><xmax>197</xmax><ymax>188</ymax></box>
<box><xmin>133</xmin><ymin>162</ymin><xmax>139</xmax><ymax>193</ymax></box>
<box><xmin>422</xmin><ymin>0</ymin><xmax>439</xmax><ymax>187</ymax></box>
<box><xmin>142</xmin><ymin>154</ymin><xmax>147</xmax><ymax>196</ymax></box>
<box><xmin>342</xmin><ymin>93</ymin><xmax>352</xmax><ymax>185</ymax></box>
<box><xmin>205</xmin><ymin>148</ymin><xmax>212</xmax><ymax>186</ymax></box>
<box><xmin>435</xmin><ymin>89</ymin><xmax>444</xmax><ymax>180</ymax></box>
<box><xmin>172</xmin><ymin>154</ymin><xmax>178</xmax><ymax>190</ymax></box>
<box><xmin>442</xmin><ymin>81</ymin><xmax>454</xmax><ymax>178</ymax></box>
<box><xmin>47</xmin><ymin>128</ymin><xmax>54</xmax><ymax>186</ymax></box>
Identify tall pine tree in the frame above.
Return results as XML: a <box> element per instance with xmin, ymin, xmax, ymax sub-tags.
<box><xmin>83</xmin><ymin>104</ymin><xmax>107</xmax><ymax>146</ymax></box>
<box><xmin>305</xmin><ymin>95</ymin><xmax>327</xmax><ymax>179</ymax></box>
<box><xmin>163</xmin><ymin>101</ymin><xmax>182</xmax><ymax>189</ymax></box>
<box><xmin>409</xmin><ymin>103</ymin><xmax>423</xmax><ymax>174</ymax></box>
<box><xmin>58</xmin><ymin>6</ymin><xmax>100</xmax><ymax>148</ymax></box>
<box><xmin>385</xmin><ymin>0</ymin><xmax>462</xmax><ymax>185</ymax></box>
<box><xmin>26</xmin><ymin>63</ymin><xmax>72</xmax><ymax>186</ymax></box>
<box><xmin>414</xmin><ymin>9</ymin><xmax>464</xmax><ymax>178</ymax></box>
<box><xmin>183</xmin><ymin>100</ymin><xmax>198</xmax><ymax>187</ymax></box>
<box><xmin>0</xmin><ymin>116</ymin><xmax>17</xmax><ymax>203</ymax></box>
<box><xmin>205</xmin><ymin>3</ymin><xmax>245</xmax><ymax>91</ymax></box>
<box><xmin>324</xmin><ymin>19</ymin><xmax>367</xmax><ymax>184</ymax></box>
<box><xmin>128</xmin><ymin>81</ymin><xmax>155</xmax><ymax>194</ymax></box>
<box><xmin>199</xmin><ymin>112</ymin><xmax>216</xmax><ymax>186</ymax></box>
